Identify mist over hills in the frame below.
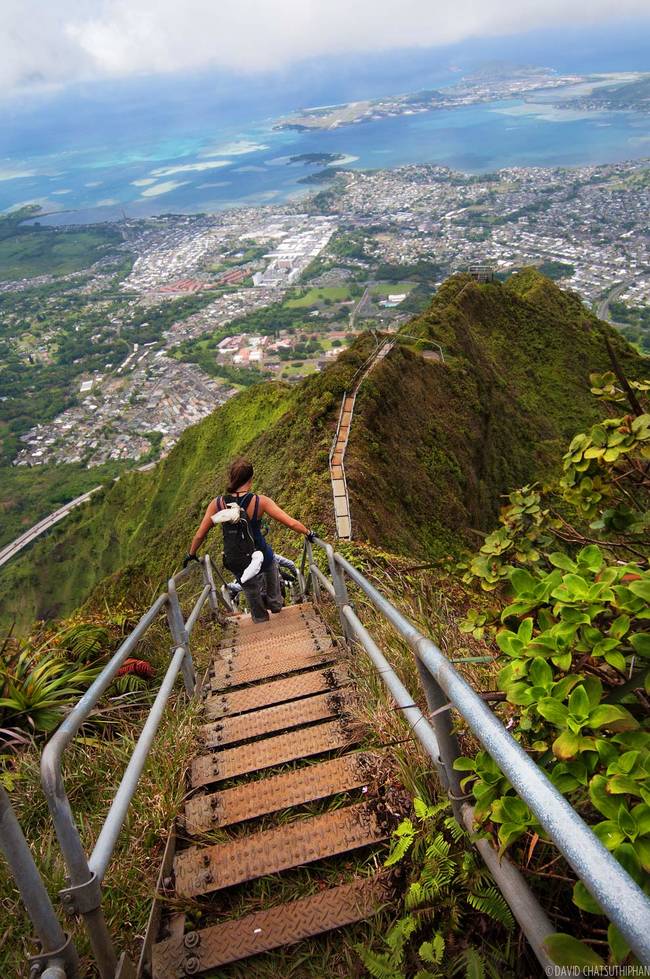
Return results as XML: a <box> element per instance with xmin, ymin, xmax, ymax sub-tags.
<box><xmin>1</xmin><ymin>269</ymin><xmax>642</xmax><ymax>633</ymax></box>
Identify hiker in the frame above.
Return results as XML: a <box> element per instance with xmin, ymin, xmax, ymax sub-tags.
<box><xmin>221</xmin><ymin>554</ymin><xmax>300</xmax><ymax>611</ymax></box>
<box><xmin>183</xmin><ymin>458</ymin><xmax>314</xmax><ymax>623</ymax></box>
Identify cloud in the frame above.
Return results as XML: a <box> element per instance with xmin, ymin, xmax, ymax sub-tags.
<box><xmin>2</xmin><ymin>0</ymin><xmax>649</xmax><ymax>94</ymax></box>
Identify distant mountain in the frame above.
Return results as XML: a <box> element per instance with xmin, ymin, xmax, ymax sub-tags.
<box><xmin>1</xmin><ymin>269</ymin><xmax>642</xmax><ymax>633</ymax></box>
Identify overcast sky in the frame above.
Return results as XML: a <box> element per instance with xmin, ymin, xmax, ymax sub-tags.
<box><xmin>3</xmin><ymin>0</ymin><xmax>649</xmax><ymax>95</ymax></box>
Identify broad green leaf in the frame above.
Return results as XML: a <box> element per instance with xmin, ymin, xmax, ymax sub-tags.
<box><xmin>588</xmin><ymin>705</ymin><xmax>638</xmax><ymax>731</ymax></box>
<box><xmin>536</xmin><ymin>698</ymin><xmax>569</xmax><ymax>726</ymax></box>
<box><xmin>509</xmin><ymin>568</ymin><xmax>538</xmax><ymax>595</ymax></box>
<box><xmin>572</xmin><ymin>880</ymin><xmax>602</xmax><ymax>915</ymax></box>
<box><xmin>607</xmin><ymin>775</ymin><xmax>643</xmax><ymax>797</ymax></box>
<box><xmin>453</xmin><ymin>757</ymin><xmax>476</xmax><ymax>772</ymax></box>
<box><xmin>582</xmin><ymin>675</ymin><xmax>603</xmax><ymax>709</ymax></box>
<box><xmin>628</xmin><ymin>580</ymin><xmax>650</xmax><ymax>602</ymax></box>
<box><xmin>635</xmin><ymin>836</ymin><xmax>650</xmax><ymax>873</ymax></box>
<box><xmin>549</xmin><ymin>552</ymin><xmax>576</xmax><ymax>572</ymax></box>
<box><xmin>604</xmin><ymin>650</ymin><xmax>628</xmax><ymax>672</ymax></box>
<box><xmin>568</xmin><ymin>684</ymin><xmax>590</xmax><ymax>721</ymax></box>
<box><xmin>553</xmin><ymin>730</ymin><xmax>581</xmax><ymax>760</ymax></box>
<box><xmin>544</xmin><ymin>934</ymin><xmax>605</xmax><ymax>968</ymax></box>
<box><xmin>629</xmin><ymin>633</ymin><xmax>650</xmax><ymax>658</ymax></box>
<box><xmin>609</xmin><ymin>615</ymin><xmax>631</xmax><ymax>640</ymax></box>
<box><xmin>608</xmin><ymin>923</ymin><xmax>630</xmax><ymax>966</ymax></box>
<box><xmin>593</xmin><ymin>820</ymin><xmax>624</xmax><ymax>850</ymax></box>
<box><xmin>617</xmin><ymin>804</ymin><xmax>637</xmax><ymax>840</ymax></box>
<box><xmin>529</xmin><ymin>657</ymin><xmax>553</xmax><ymax>687</ymax></box>
<box><xmin>518</xmin><ymin>617</ymin><xmax>534</xmax><ymax>644</ymax></box>
<box><xmin>632</xmin><ymin>804</ymin><xmax>650</xmax><ymax>836</ymax></box>
<box><xmin>590</xmin><ymin>775</ymin><xmax>620</xmax><ymax>820</ymax></box>
<box><xmin>613</xmin><ymin>843</ymin><xmax>644</xmax><ymax>884</ymax></box>
<box><xmin>577</xmin><ymin>544</ymin><xmax>604</xmax><ymax>571</ymax></box>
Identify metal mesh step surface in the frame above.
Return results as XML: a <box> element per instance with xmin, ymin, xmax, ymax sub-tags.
<box><xmin>185</xmin><ymin>752</ymin><xmax>376</xmax><ymax>834</ymax></box>
<box><xmin>219</xmin><ymin>622</ymin><xmax>329</xmax><ymax>655</ymax></box>
<box><xmin>218</xmin><ymin>634</ymin><xmax>332</xmax><ymax>669</ymax></box>
<box><xmin>173</xmin><ymin>801</ymin><xmax>389</xmax><ymax>898</ymax></box>
<box><xmin>201</xmin><ymin>690</ymin><xmax>352</xmax><ymax>748</ymax></box>
<box><xmin>211</xmin><ymin>647</ymin><xmax>338</xmax><ymax>692</ymax></box>
<box><xmin>152</xmin><ymin>875</ymin><xmax>388</xmax><ymax>978</ymax></box>
<box><xmin>191</xmin><ymin>719</ymin><xmax>363</xmax><ymax>788</ymax></box>
<box><xmin>204</xmin><ymin>666</ymin><xmax>349</xmax><ymax>720</ymax></box>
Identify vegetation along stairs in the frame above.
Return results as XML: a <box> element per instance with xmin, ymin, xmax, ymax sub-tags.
<box><xmin>149</xmin><ymin>600</ymin><xmax>395</xmax><ymax>978</ymax></box>
<box><xmin>329</xmin><ymin>335</ymin><xmax>394</xmax><ymax>540</ymax></box>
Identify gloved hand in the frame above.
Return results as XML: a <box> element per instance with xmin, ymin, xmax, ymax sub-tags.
<box><xmin>306</xmin><ymin>530</ymin><xmax>316</xmax><ymax>543</ymax></box>
<box><xmin>183</xmin><ymin>553</ymin><xmax>200</xmax><ymax>569</ymax></box>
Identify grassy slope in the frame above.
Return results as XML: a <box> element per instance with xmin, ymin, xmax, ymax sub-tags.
<box><xmin>0</xmin><ymin>340</ymin><xmax>372</xmax><ymax>631</ymax></box>
<box><xmin>1</xmin><ymin>270</ymin><xmax>643</xmax><ymax>632</ymax></box>
<box><xmin>346</xmin><ymin>270</ymin><xmax>643</xmax><ymax>557</ymax></box>
<box><xmin>0</xmin><ymin>225</ymin><xmax>122</xmax><ymax>281</ymax></box>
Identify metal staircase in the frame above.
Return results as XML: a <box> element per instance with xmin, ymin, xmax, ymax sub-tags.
<box><xmin>3</xmin><ymin>543</ymin><xmax>650</xmax><ymax>977</ymax></box>
<box><xmin>150</xmin><ymin>600</ymin><xmax>390</xmax><ymax>977</ymax></box>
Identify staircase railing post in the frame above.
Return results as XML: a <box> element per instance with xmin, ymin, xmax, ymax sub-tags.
<box><xmin>166</xmin><ymin>579</ymin><xmax>196</xmax><ymax>696</ymax></box>
<box><xmin>0</xmin><ymin>787</ymin><xmax>80</xmax><ymax>979</ymax></box>
<box><xmin>304</xmin><ymin>539</ymin><xmax>321</xmax><ymax>602</ymax></box>
<box><xmin>324</xmin><ymin>543</ymin><xmax>353</xmax><ymax>642</ymax></box>
<box><xmin>413</xmin><ymin>643</ymin><xmax>464</xmax><ymax>820</ymax></box>
<box><xmin>201</xmin><ymin>555</ymin><xmax>221</xmax><ymax>620</ymax></box>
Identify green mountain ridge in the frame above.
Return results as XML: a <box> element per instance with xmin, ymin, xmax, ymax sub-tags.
<box><xmin>1</xmin><ymin>269</ymin><xmax>642</xmax><ymax>633</ymax></box>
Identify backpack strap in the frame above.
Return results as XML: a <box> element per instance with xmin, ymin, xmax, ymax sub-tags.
<box><xmin>215</xmin><ymin>496</ymin><xmax>224</xmax><ymax>511</ymax></box>
<box><xmin>237</xmin><ymin>492</ymin><xmax>254</xmax><ymax>513</ymax></box>
<box><xmin>253</xmin><ymin>494</ymin><xmax>260</xmax><ymax>521</ymax></box>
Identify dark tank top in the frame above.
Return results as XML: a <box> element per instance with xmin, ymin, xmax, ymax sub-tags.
<box><xmin>216</xmin><ymin>492</ymin><xmax>275</xmax><ymax>571</ymax></box>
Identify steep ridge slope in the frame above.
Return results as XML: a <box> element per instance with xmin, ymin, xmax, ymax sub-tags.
<box><xmin>0</xmin><ymin>270</ymin><xmax>642</xmax><ymax>632</ymax></box>
<box><xmin>345</xmin><ymin>270</ymin><xmax>642</xmax><ymax>555</ymax></box>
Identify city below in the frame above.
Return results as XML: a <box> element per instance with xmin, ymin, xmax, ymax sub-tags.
<box><xmin>3</xmin><ymin>155</ymin><xmax>650</xmax><ymax>471</ymax></box>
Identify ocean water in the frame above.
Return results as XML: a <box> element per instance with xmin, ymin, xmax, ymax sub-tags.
<box><xmin>1</xmin><ymin>59</ymin><xmax>649</xmax><ymax>224</ymax></box>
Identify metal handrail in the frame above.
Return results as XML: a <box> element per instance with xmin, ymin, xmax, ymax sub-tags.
<box><xmin>39</xmin><ymin>555</ymin><xmax>224</xmax><ymax>978</ymax></box>
<box><xmin>0</xmin><ymin>786</ymin><xmax>80</xmax><ymax>978</ymax></box>
<box><xmin>305</xmin><ymin>537</ymin><xmax>650</xmax><ymax>969</ymax></box>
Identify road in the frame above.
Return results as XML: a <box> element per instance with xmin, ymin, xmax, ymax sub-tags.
<box><xmin>0</xmin><ymin>485</ymin><xmax>104</xmax><ymax>570</ymax></box>
<box><xmin>597</xmin><ymin>280</ymin><xmax>633</xmax><ymax>323</ymax></box>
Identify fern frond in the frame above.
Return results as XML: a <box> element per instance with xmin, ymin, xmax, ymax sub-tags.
<box><xmin>443</xmin><ymin>815</ymin><xmax>467</xmax><ymax>842</ymax></box>
<box><xmin>460</xmin><ymin>946</ymin><xmax>486</xmax><ymax>979</ymax></box>
<box><xmin>385</xmin><ymin>818</ymin><xmax>416</xmax><ymax>867</ymax></box>
<box><xmin>414</xmin><ymin>797</ymin><xmax>450</xmax><ymax>822</ymax></box>
<box><xmin>425</xmin><ymin>833</ymin><xmax>451</xmax><ymax>862</ymax></box>
<box><xmin>386</xmin><ymin>915</ymin><xmax>418</xmax><ymax>955</ymax></box>
<box><xmin>419</xmin><ymin>932</ymin><xmax>445</xmax><ymax>965</ymax></box>
<box><xmin>354</xmin><ymin>944</ymin><xmax>401</xmax><ymax>979</ymax></box>
<box><xmin>467</xmin><ymin>887</ymin><xmax>515</xmax><ymax>930</ymax></box>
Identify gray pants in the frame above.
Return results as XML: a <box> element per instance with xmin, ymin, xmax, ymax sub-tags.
<box><xmin>241</xmin><ymin>560</ymin><xmax>284</xmax><ymax>623</ymax></box>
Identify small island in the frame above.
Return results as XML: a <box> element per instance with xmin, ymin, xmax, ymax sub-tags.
<box><xmin>288</xmin><ymin>152</ymin><xmax>346</xmax><ymax>165</ymax></box>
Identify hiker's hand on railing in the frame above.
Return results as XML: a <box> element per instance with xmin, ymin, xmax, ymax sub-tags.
<box><xmin>183</xmin><ymin>553</ymin><xmax>200</xmax><ymax>569</ymax></box>
<box><xmin>306</xmin><ymin>530</ymin><xmax>316</xmax><ymax>543</ymax></box>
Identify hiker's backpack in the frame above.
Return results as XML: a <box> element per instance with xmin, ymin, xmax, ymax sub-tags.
<box><xmin>217</xmin><ymin>493</ymin><xmax>258</xmax><ymax>580</ymax></box>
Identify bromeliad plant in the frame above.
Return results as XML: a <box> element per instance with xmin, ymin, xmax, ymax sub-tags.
<box><xmin>456</xmin><ymin>368</ymin><xmax>650</xmax><ymax>968</ymax></box>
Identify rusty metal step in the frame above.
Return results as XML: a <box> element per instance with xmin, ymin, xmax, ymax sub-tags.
<box><xmin>200</xmin><ymin>689</ymin><xmax>353</xmax><ymax>749</ymax></box>
<box><xmin>191</xmin><ymin>719</ymin><xmax>363</xmax><ymax>789</ymax></box>
<box><xmin>233</xmin><ymin>604</ymin><xmax>316</xmax><ymax>634</ymax></box>
<box><xmin>214</xmin><ymin>640</ymin><xmax>335</xmax><ymax>685</ymax></box>
<box><xmin>152</xmin><ymin>875</ymin><xmax>389</xmax><ymax>978</ymax></box>
<box><xmin>211</xmin><ymin>647</ymin><xmax>338</xmax><ymax>692</ymax></box>
<box><xmin>173</xmin><ymin>801</ymin><xmax>389</xmax><ymax>898</ymax></box>
<box><xmin>204</xmin><ymin>666</ymin><xmax>349</xmax><ymax>720</ymax></box>
<box><xmin>218</xmin><ymin>633</ymin><xmax>332</xmax><ymax>668</ymax></box>
<box><xmin>219</xmin><ymin>621</ymin><xmax>329</xmax><ymax>654</ymax></box>
<box><xmin>185</xmin><ymin>752</ymin><xmax>376</xmax><ymax>834</ymax></box>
